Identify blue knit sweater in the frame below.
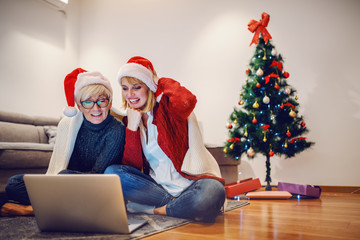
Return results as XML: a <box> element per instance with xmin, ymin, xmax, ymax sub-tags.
<box><xmin>67</xmin><ymin>113</ymin><xmax>125</xmax><ymax>173</ymax></box>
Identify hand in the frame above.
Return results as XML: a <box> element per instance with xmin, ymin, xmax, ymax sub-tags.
<box><xmin>126</xmin><ymin>108</ymin><xmax>142</xmax><ymax>131</ymax></box>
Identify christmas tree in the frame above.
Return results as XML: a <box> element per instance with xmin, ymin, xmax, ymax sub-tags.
<box><xmin>224</xmin><ymin>12</ymin><xmax>314</xmax><ymax>190</ymax></box>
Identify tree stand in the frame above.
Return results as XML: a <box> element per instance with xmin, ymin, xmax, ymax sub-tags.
<box><xmin>265</xmin><ymin>155</ymin><xmax>272</xmax><ymax>191</ymax></box>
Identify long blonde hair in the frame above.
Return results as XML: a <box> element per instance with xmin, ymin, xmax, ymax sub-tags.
<box><xmin>121</xmin><ymin>76</ymin><xmax>156</xmax><ymax>112</ymax></box>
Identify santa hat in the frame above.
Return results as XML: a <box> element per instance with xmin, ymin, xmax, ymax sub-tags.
<box><xmin>117</xmin><ymin>56</ymin><xmax>157</xmax><ymax>92</ymax></box>
<box><xmin>63</xmin><ymin>69</ymin><xmax>112</xmax><ymax>117</ymax></box>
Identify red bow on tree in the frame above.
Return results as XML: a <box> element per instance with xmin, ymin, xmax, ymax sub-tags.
<box><xmin>265</xmin><ymin>73</ymin><xmax>279</xmax><ymax>84</ymax></box>
<box><xmin>270</xmin><ymin>60</ymin><xmax>283</xmax><ymax>71</ymax></box>
<box><xmin>248</xmin><ymin>12</ymin><xmax>272</xmax><ymax>46</ymax></box>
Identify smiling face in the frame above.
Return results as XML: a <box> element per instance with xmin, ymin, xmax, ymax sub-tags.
<box><xmin>121</xmin><ymin>77</ymin><xmax>149</xmax><ymax>110</ymax></box>
<box><xmin>76</xmin><ymin>84</ymin><xmax>112</xmax><ymax>124</ymax></box>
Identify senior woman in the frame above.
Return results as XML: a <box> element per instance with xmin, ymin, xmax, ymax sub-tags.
<box><xmin>2</xmin><ymin>69</ymin><xmax>125</xmax><ymax>216</ymax></box>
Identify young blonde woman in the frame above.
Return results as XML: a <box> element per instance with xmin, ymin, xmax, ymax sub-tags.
<box><xmin>105</xmin><ymin>56</ymin><xmax>225</xmax><ymax>222</ymax></box>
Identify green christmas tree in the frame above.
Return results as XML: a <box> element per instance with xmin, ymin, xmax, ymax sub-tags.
<box><xmin>224</xmin><ymin>12</ymin><xmax>314</xmax><ymax>190</ymax></box>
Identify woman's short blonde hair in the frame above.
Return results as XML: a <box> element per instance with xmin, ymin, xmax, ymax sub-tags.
<box><xmin>121</xmin><ymin>76</ymin><xmax>156</xmax><ymax>112</ymax></box>
<box><xmin>76</xmin><ymin>84</ymin><xmax>112</xmax><ymax>106</ymax></box>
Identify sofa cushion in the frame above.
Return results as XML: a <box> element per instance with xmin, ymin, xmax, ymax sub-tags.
<box><xmin>0</xmin><ymin>121</ymin><xmax>49</xmax><ymax>143</ymax></box>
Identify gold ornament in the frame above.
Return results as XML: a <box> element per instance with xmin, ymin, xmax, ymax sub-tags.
<box><xmin>253</xmin><ymin>99</ymin><xmax>259</xmax><ymax>108</ymax></box>
<box><xmin>295</xmin><ymin>96</ymin><xmax>299</xmax><ymax>100</ymax></box>
<box><xmin>233</xmin><ymin>119</ymin><xmax>238</xmax><ymax>124</ymax></box>
<box><xmin>230</xmin><ymin>143</ymin><xmax>234</xmax><ymax>150</ymax></box>
<box><xmin>284</xmin><ymin>139</ymin><xmax>288</xmax><ymax>148</ymax></box>
<box><xmin>263</xmin><ymin>131</ymin><xmax>267</xmax><ymax>142</ymax></box>
<box><xmin>244</xmin><ymin>126</ymin><xmax>248</xmax><ymax>137</ymax></box>
<box><xmin>223</xmin><ymin>148</ymin><xmax>227</xmax><ymax>153</ymax></box>
<box><xmin>289</xmin><ymin>109</ymin><xmax>296</xmax><ymax>117</ymax></box>
<box><xmin>262</xmin><ymin>48</ymin><xmax>267</xmax><ymax>60</ymax></box>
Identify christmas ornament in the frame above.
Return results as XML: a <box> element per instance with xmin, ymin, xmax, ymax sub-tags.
<box><xmin>244</xmin><ymin>126</ymin><xmax>248</xmax><ymax>137</ymax></box>
<box><xmin>256</xmin><ymin>68</ymin><xmax>264</xmax><ymax>77</ymax></box>
<box><xmin>295</xmin><ymin>96</ymin><xmax>299</xmax><ymax>100</ymax></box>
<box><xmin>271</xmin><ymin>48</ymin><xmax>277</xmax><ymax>56</ymax></box>
<box><xmin>286</xmin><ymin>128</ymin><xmax>291</xmax><ymax>137</ymax></box>
<box><xmin>263</xmin><ymin>131</ymin><xmax>267</xmax><ymax>142</ymax></box>
<box><xmin>226</xmin><ymin>122</ymin><xmax>233</xmax><ymax>129</ymax></box>
<box><xmin>284</xmin><ymin>87</ymin><xmax>291</xmax><ymax>95</ymax></box>
<box><xmin>238</xmin><ymin>100</ymin><xmax>244</xmax><ymax>105</ymax></box>
<box><xmin>263</xmin><ymin>48</ymin><xmax>267</xmax><ymax>60</ymax></box>
<box><xmin>256</xmin><ymin>82</ymin><xmax>261</xmax><ymax>88</ymax></box>
<box><xmin>289</xmin><ymin>109</ymin><xmax>296</xmax><ymax>117</ymax></box>
<box><xmin>223</xmin><ymin>147</ymin><xmax>227</xmax><ymax>153</ymax></box>
<box><xmin>283</xmin><ymin>72</ymin><xmax>290</xmax><ymax>78</ymax></box>
<box><xmin>248</xmin><ymin>12</ymin><xmax>272</xmax><ymax>46</ymax></box>
<box><xmin>247</xmin><ymin>147</ymin><xmax>255</xmax><ymax>157</ymax></box>
<box><xmin>233</xmin><ymin>119</ymin><xmax>238</xmax><ymax>124</ymax></box>
<box><xmin>253</xmin><ymin>99</ymin><xmax>259</xmax><ymax>108</ymax></box>
<box><xmin>274</xmin><ymin>82</ymin><xmax>280</xmax><ymax>89</ymax></box>
<box><xmin>252</xmin><ymin>116</ymin><xmax>258</xmax><ymax>124</ymax></box>
<box><xmin>269</xmin><ymin>149</ymin><xmax>274</xmax><ymax>157</ymax></box>
<box><xmin>230</xmin><ymin>143</ymin><xmax>234</xmax><ymax>150</ymax></box>
<box><xmin>263</xmin><ymin>95</ymin><xmax>270</xmax><ymax>104</ymax></box>
<box><xmin>301</xmin><ymin>122</ymin><xmax>306</xmax><ymax>127</ymax></box>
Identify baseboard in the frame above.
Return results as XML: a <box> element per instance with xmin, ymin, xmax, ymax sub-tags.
<box><xmin>261</xmin><ymin>185</ymin><xmax>360</xmax><ymax>194</ymax></box>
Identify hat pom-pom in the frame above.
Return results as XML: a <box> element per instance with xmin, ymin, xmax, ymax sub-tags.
<box><xmin>63</xmin><ymin>106</ymin><xmax>78</xmax><ymax>117</ymax></box>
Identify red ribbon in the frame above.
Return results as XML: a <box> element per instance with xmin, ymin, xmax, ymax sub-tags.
<box><xmin>261</xmin><ymin>125</ymin><xmax>270</xmax><ymax>131</ymax></box>
<box><xmin>280</xmin><ymin>102</ymin><xmax>295</xmax><ymax>110</ymax></box>
<box><xmin>227</xmin><ymin>138</ymin><xmax>241</xmax><ymax>142</ymax></box>
<box><xmin>265</xmin><ymin>73</ymin><xmax>279</xmax><ymax>84</ymax></box>
<box><xmin>290</xmin><ymin>137</ymin><xmax>307</xmax><ymax>144</ymax></box>
<box><xmin>270</xmin><ymin>60</ymin><xmax>283</xmax><ymax>71</ymax></box>
<box><xmin>248</xmin><ymin>12</ymin><xmax>272</xmax><ymax>46</ymax></box>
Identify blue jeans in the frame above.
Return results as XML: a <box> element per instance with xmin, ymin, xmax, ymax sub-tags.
<box><xmin>5</xmin><ymin>170</ymin><xmax>83</xmax><ymax>205</ymax></box>
<box><xmin>105</xmin><ymin>165</ymin><xmax>226</xmax><ymax>221</ymax></box>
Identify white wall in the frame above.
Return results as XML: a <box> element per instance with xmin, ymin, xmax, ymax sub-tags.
<box><xmin>0</xmin><ymin>0</ymin><xmax>80</xmax><ymax>118</ymax></box>
<box><xmin>1</xmin><ymin>0</ymin><xmax>359</xmax><ymax>186</ymax></box>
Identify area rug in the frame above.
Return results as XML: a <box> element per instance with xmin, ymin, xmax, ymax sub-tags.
<box><xmin>0</xmin><ymin>200</ymin><xmax>249</xmax><ymax>240</ymax></box>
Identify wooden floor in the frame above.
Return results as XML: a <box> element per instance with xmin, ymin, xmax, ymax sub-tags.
<box><xmin>143</xmin><ymin>192</ymin><xmax>360</xmax><ymax>240</ymax></box>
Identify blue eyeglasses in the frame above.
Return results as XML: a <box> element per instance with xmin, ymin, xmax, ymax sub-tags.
<box><xmin>81</xmin><ymin>98</ymin><xmax>110</xmax><ymax>109</ymax></box>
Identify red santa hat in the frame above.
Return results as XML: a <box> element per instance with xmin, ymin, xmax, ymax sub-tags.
<box><xmin>63</xmin><ymin>68</ymin><xmax>112</xmax><ymax>117</ymax></box>
<box><xmin>117</xmin><ymin>56</ymin><xmax>158</xmax><ymax>92</ymax></box>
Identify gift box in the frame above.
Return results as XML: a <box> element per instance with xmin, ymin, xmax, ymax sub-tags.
<box><xmin>225</xmin><ymin>178</ymin><xmax>262</xmax><ymax>198</ymax></box>
<box><xmin>277</xmin><ymin>182</ymin><xmax>321</xmax><ymax>198</ymax></box>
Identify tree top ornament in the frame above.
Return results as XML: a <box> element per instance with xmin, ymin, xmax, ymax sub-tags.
<box><xmin>248</xmin><ymin>12</ymin><xmax>272</xmax><ymax>46</ymax></box>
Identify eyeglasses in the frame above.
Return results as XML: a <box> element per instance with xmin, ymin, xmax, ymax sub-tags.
<box><xmin>81</xmin><ymin>98</ymin><xmax>110</xmax><ymax>109</ymax></box>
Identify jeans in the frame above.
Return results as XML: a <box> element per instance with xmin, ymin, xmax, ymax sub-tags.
<box><xmin>5</xmin><ymin>169</ymin><xmax>83</xmax><ymax>205</ymax></box>
<box><xmin>105</xmin><ymin>165</ymin><xmax>226</xmax><ymax>221</ymax></box>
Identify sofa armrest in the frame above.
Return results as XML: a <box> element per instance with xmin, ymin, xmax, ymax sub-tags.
<box><xmin>0</xmin><ymin>142</ymin><xmax>54</xmax><ymax>151</ymax></box>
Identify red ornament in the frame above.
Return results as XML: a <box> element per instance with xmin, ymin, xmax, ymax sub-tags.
<box><xmin>252</xmin><ymin>118</ymin><xmax>258</xmax><ymax>124</ymax></box>
<box><xmin>246</xmin><ymin>69</ymin><xmax>250</xmax><ymax>75</ymax></box>
<box><xmin>283</xmin><ymin>72</ymin><xmax>290</xmax><ymax>78</ymax></box>
<box><xmin>286</xmin><ymin>131</ymin><xmax>291</xmax><ymax>137</ymax></box>
<box><xmin>301</xmin><ymin>122</ymin><xmax>306</xmax><ymax>127</ymax></box>
<box><xmin>269</xmin><ymin>150</ymin><xmax>274</xmax><ymax>157</ymax></box>
<box><xmin>274</xmin><ymin>83</ymin><xmax>280</xmax><ymax>89</ymax></box>
<box><xmin>256</xmin><ymin>83</ymin><xmax>261</xmax><ymax>88</ymax></box>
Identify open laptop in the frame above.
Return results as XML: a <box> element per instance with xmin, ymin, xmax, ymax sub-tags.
<box><xmin>23</xmin><ymin>174</ymin><xmax>147</xmax><ymax>234</ymax></box>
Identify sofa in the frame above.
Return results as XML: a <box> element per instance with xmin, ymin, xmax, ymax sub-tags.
<box><xmin>0</xmin><ymin>110</ymin><xmax>60</xmax><ymax>195</ymax></box>
<box><xmin>0</xmin><ymin>110</ymin><xmax>240</xmax><ymax>198</ymax></box>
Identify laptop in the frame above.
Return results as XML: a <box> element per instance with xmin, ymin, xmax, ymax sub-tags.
<box><xmin>23</xmin><ymin>174</ymin><xmax>147</xmax><ymax>234</ymax></box>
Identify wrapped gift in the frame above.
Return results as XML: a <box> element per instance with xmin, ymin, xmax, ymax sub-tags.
<box><xmin>277</xmin><ymin>182</ymin><xmax>321</xmax><ymax>198</ymax></box>
<box><xmin>225</xmin><ymin>178</ymin><xmax>262</xmax><ymax>198</ymax></box>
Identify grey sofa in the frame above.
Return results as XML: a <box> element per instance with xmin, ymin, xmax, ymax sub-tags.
<box><xmin>0</xmin><ymin>110</ymin><xmax>60</xmax><ymax>195</ymax></box>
